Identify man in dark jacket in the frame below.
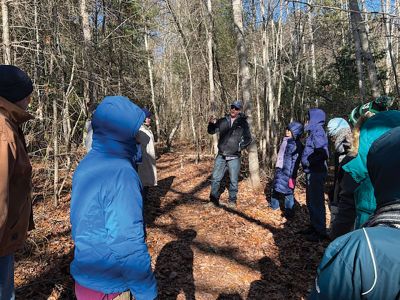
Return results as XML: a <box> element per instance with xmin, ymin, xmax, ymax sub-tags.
<box><xmin>208</xmin><ymin>101</ymin><xmax>252</xmax><ymax>207</ymax></box>
<box><xmin>300</xmin><ymin>108</ymin><xmax>329</xmax><ymax>242</ymax></box>
<box><xmin>0</xmin><ymin>65</ymin><xmax>34</xmax><ymax>300</ymax></box>
<box><xmin>309</xmin><ymin>126</ymin><xmax>400</xmax><ymax>300</ymax></box>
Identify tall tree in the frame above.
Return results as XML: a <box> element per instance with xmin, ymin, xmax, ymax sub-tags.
<box><xmin>1</xmin><ymin>0</ymin><xmax>11</xmax><ymax>64</ymax></box>
<box><xmin>206</xmin><ymin>0</ymin><xmax>218</xmax><ymax>154</ymax></box>
<box><xmin>349</xmin><ymin>0</ymin><xmax>381</xmax><ymax>98</ymax></box>
<box><xmin>232</xmin><ymin>0</ymin><xmax>261</xmax><ymax>188</ymax></box>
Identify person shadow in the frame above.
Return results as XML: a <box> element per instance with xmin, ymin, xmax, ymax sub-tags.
<box><xmin>155</xmin><ymin>229</ymin><xmax>196</xmax><ymax>300</ymax></box>
<box><xmin>144</xmin><ymin>176</ymin><xmax>175</xmax><ymax>226</ymax></box>
<box><xmin>246</xmin><ymin>256</ymin><xmax>283</xmax><ymax>300</ymax></box>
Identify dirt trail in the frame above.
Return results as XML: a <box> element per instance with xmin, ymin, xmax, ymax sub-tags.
<box><xmin>15</xmin><ymin>151</ymin><xmax>329</xmax><ymax>299</ymax></box>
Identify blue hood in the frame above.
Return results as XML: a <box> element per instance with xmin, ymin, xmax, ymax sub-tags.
<box><xmin>288</xmin><ymin>121</ymin><xmax>303</xmax><ymax>139</ymax></box>
<box><xmin>306</xmin><ymin>108</ymin><xmax>326</xmax><ymax>130</ymax></box>
<box><xmin>91</xmin><ymin>96</ymin><xmax>145</xmax><ymax>158</ymax></box>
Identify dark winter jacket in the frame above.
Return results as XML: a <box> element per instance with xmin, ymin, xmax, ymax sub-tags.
<box><xmin>301</xmin><ymin>109</ymin><xmax>329</xmax><ymax>173</ymax></box>
<box><xmin>208</xmin><ymin>113</ymin><xmax>252</xmax><ymax>157</ymax></box>
<box><xmin>328</xmin><ymin>126</ymin><xmax>353</xmax><ymax>205</ymax></box>
<box><xmin>329</xmin><ymin>155</ymin><xmax>357</xmax><ymax>240</ymax></box>
<box><xmin>273</xmin><ymin>122</ymin><xmax>304</xmax><ymax>195</ymax></box>
<box><xmin>310</xmin><ymin>126</ymin><xmax>400</xmax><ymax>300</ymax></box>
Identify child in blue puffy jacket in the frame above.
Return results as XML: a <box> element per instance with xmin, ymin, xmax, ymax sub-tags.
<box><xmin>269</xmin><ymin>121</ymin><xmax>304</xmax><ymax>218</ymax></box>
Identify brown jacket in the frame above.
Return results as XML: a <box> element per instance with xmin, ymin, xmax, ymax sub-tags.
<box><xmin>0</xmin><ymin>96</ymin><xmax>34</xmax><ymax>256</ymax></box>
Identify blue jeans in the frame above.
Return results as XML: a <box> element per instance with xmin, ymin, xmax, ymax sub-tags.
<box><xmin>270</xmin><ymin>191</ymin><xmax>294</xmax><ymax>210</ymax></box>
<box><xmin>0</xmin><ymin>254</ymin><xmax>15</xmax><ymax>300</ymax></box>
<box><xmin>306</xmin><ymin>172</ymin><xmax>327</xmax><ymax>235</ymax></box>
<box><xmin>210</xmin><ymin>154</ymin><xmax>240</xmax><ymax>202</ymax></box>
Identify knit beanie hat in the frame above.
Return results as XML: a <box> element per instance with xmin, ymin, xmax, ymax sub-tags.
<box><xmin>327</xmin><ymin>118</ymin><xmax>350</xmax><ymax>137</ymax></box>
<box><xmin>0</xmin><ymin>65</ymin><xmax>33</xmax><ymax>103</ymax></box>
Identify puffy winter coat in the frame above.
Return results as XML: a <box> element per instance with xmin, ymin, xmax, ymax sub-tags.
<box><xmin>70</xmin><ymin>96</ymin><xmax>157</xmax><ymax>300</ymax></box>
<box><xmin>301</xmin><ymin>108</ymin><xmax>329</xmax><ymax>173</ymax></box>
<box><xmin>342</xmin><ymin>110</ymin><xmax>400</xmax><ymax>228</ymax></box>
<box><xmin>208</xmin><ymin>113</ymin><xmax>252</xmax><ymax>157</ymax></box>
<box><xmin>273</xmin><ymin>122</ymin><xmax>304</xmax><ymax>195</ymax></box>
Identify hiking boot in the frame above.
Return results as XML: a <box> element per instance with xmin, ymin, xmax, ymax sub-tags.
<box><xmin>205</xmin><ymin>201</ymin><xmax>218</xmax><ymax>208</ymax></box>
<box><xmin>208</xmin><ymin>195</ymin><xmax>220</xmax><ymax>207</ymax></box>
<box><xmin>296</xmin><ymin>226</ymin><xmax>315</xmax><ymax>235</ymax></box>
<box><xmin>305</xmin><ymin>232</ymin><xmax>328</xmax><ymax>243</ymax></box>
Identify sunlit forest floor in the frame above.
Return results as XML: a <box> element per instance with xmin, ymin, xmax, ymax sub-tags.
<box><xmin>15</xmin><ymin>148</ymin><xmax>330</xmax><ymax>299</ymax></box>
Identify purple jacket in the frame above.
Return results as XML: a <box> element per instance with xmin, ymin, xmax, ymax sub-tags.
<box><xmin>273</xmin><ymin>122</ymin><xmax>304</xmax><ymax>195</ymax></box>
<box><xmin>301</xmin><ymin>108</ymin><xmax>329</xmax><ymax>173</ymax></box>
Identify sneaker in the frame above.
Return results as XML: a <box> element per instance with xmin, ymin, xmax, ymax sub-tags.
<box><xmin>226</xmin><ymin>201</ymin><xmax>237</xmax><ymax>208</ymax></box>
<box><xmin>296</xmin><ymin>226</ymin><xmax>315</xmax><ymax>235</ymax></box>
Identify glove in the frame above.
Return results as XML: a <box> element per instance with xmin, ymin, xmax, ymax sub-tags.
<box><xmin>288</xmin><ymin>178</ymin><xmax>295</xmax><ymax>189</ymax></box>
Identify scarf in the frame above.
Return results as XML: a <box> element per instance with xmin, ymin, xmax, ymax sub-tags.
<box><xmin>364</xmin><ymin>202</ymin><xmax>400</xmax><ymax>229</ymax></box>
<box><xmin>275</xmin><ymin>137</ymin><xmax>289</xmax><ymax>169</ymax></box>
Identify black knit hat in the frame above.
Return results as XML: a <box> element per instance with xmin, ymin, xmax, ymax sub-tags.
<box><xmin>0</xmin><ymin>65</ymin><xmax>33</xmax><ymax>103</ymax></box>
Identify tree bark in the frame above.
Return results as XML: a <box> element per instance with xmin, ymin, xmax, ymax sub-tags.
<box><xmin>144</xmin><ymin>26</ymin><xmax>161</xmax><ymax>141</ymax></box>
<box><xmin>307</xmin><ymin>0</ymin><xmax>316</xmax><ymax>82</ymax></box>
<box><xmin>1</xmin><ymin>0</ymin><xmax>11</xmax><ymax>64</ymax></box>
<box><xmin>350</xmin><ymin>7</ymin><xmax>366</xmax><ymax>101</ymax></box>
<box><xmin>80</xmin><ymin>0</ymin><xmax>94</xmax><ymax>114</ymax></box>
<box><xmin>232</xmin><ymin>0</ymin><xmax>261</xmax><ymax>188</ymax></box>
<box><xmin>206</xmin><ymin>0</ymin><xmax>218</xmax><ymax>155</ymax></box>
<box><xmin>349</xmin><ymin>0</ymin><xmax>381</xmax><ymax>98</ymax></box>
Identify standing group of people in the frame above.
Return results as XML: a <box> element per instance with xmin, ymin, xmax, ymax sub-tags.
<box><xmin>1</xmin><ymin>63</ymin><xmax>399</xmax><ymax>300</ymax></box>
<box><xmin>207</xmin><ymin>103</ymin><xmax>331</xmax><ymax>242</ymax></box>
<box><xmin>208</xmin><ymin>99</ymin><xmax>400</xmax><ymax>298</ymax></box>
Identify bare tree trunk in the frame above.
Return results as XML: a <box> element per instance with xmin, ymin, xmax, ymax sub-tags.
<box><xmin>1</xmin><ymin>0</ymin><xmax>11</xmax><ymax>64</ymax></box>
<box><xmin>206</xmin><ymin>0</ymin><xmax>218</xmax><ymax>155</ymax></box>
<box><xmin>350</xmin><ymin>9</ymin><xmax>366</xmax><ymax>101</ymax></box>
<box><xmin>382</xmin><ymin>3</ymin><xmax>400</xmax><ymax>97</ymax></box>
<box><xmin>53</xmin><ymin>93</ymin><xmax>59</xmax><ymax>207</ymax></box>
<box><xmin>144</xmin><ymin>26</ymin><xmax>161</xmax><ymax>140</ymax></box>
<box><xmin>80</xmin><ymin>0</ymin><xmax>94</xmax><ymax>114</ymax></box>
<box><xmin>33</xmin><ymin>0</ymin><xmax>43</xmax><ymax>120</ymax></box>
<box><xmin>349</xmin><ymin>0</ymin><xmax>381</xmax><ymax>98</ymax></box>
<box><xmin>63</xmin><ymin>53</ymin><xmax>75</xmax><ymax>168</ymax></box>
<box><xmin>165</xmin><ymin>0</ymin><xmax>194</xmax><ymax>151</ymax></box>
<box><xmin>232</xmin><ymin>0</ymin><xmax>261</xmax><ymax>188</ymax></box>
<box><xmin>307</xmin><ymin>0</ymin><xmax>316</xmax><ymax>82</ymax></box>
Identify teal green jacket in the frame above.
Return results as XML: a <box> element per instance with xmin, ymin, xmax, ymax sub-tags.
<box><xmin>342</xmin><ymin>111</ymin><xmax>400</xmax><ymax>228</ymax></box>
<box><xmin>309</xmin><ymin>227</ymin><xmax>400</xmax><ymax>299</ymax></box>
